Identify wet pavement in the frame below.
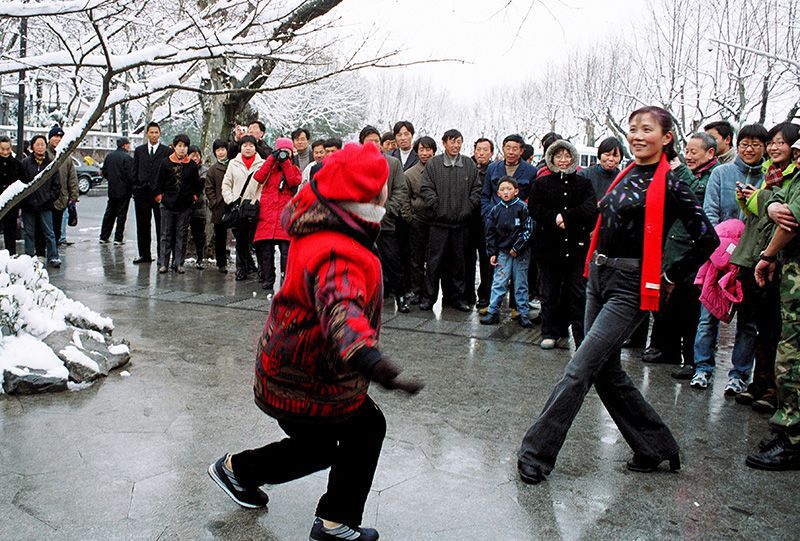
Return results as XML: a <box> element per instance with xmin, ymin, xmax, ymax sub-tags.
<box><xmin>1</xmin><ymin>195</ymin><xmax>798</xmax><ymax>540</ymax></box>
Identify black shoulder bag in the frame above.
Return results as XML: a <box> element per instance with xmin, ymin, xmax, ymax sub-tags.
<box><xmin>221</xmin><ymin>171</ymin><xmax>259</xmax><ymax>226</ymax></box>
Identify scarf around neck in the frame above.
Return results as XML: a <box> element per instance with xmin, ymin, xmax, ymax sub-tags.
<box><xmin>584</xmin><ymin>153</ymin><xmax>671</xmax><ymax>311</ymax></box>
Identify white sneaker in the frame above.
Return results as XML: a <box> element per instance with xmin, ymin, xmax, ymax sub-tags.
<box><xmin>690</xmin><ymin>371</ymin><xmax>712</xmax><ymax>389</ymax></box>
<box><xmin>724</xmin><ymin>377</ymin><xmax>747</xmax><ymax>396</ymax></box>
<box><xmin>540</xmin><ymin>338</ymin><xmax>556</xmax><ymax>350</ymax></box>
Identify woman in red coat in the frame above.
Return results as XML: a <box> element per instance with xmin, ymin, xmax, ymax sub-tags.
<box><xmin>253</xmin><ymin>137</ymin><xmax>301</xmax><ymax>294</ymax></box>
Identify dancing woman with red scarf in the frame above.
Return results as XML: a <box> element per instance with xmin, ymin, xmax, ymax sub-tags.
<box><xmin>517</xmin><ymin>106</ymin><xmax>719</xmax><ymax>484</ymax></box>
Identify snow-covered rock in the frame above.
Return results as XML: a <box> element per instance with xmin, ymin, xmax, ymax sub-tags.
<box><xmin>0</xmin><ymin>251</ymin><xmax>130</xmax><ymax>395</ymax></box>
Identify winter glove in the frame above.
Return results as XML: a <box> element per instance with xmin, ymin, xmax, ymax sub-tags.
<box><xmin>370</xmin><ymin>357</ymin><xmax>424</xmax><ymax>395</ymax></box>
<box><xmin>351</xmin><ymin>348</ymin><xmax>424</xmax><ymax>395</ymax></box>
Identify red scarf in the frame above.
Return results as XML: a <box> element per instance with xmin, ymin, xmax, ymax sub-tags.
<box><xmin>242</xmin><ymin>154</ymin><xmax>256</xmax><ymax>170</ymax></box>
<box><xmin>583</xmin><ymin>153</ymin><xmax>671</xmax><ymax>311</ymax></box>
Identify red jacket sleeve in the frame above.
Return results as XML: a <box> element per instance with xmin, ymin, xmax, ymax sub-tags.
<box><xmin>311</xmin><ymin>248</ymin><xmax>379</xmax><ymax>365</ymax></box>
<box><xmin>254</xmin><ymin>155</ymin><xmax>276</xmax><ymax>183</ymax></box>
<box><xmin>281</xmin><ymin>160</ymin><xmax>302</xmax><ymax>189</ymax></box>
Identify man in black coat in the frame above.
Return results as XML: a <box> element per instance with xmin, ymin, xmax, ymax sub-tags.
<box><xmin>0</xmin><ymin>136</ymin><xmax>23</xmax><ymax>255</ymax></box>
<box><xmin>419</xmin><ymin>129</ymin><xmax>481</xmax><ymax>312</ymax></box>
<box><xmin>100</xmin><ymin>137</ymin><xmax>133</xmax><ymax>244</ymax></box>
<box><xmin>132</xmin><ymin>121</ymin><xmax>171</xmax><ymax>263</ymax></box>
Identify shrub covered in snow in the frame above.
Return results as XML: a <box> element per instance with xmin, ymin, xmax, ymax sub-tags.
<box><xmin>0</xmin><ymin>251</ymin><xmax>130</xmax><ymax>395</ymax></box>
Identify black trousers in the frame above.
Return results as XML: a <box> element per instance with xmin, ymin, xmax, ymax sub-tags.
<box><xmin>100</xmin><ymin>197</ymin><xmax>130</xmax><ymax>242</ymax></box>
<box><xmin>539</xmin><ymin>258</ymin><xmax>587</xmax><ymax>345</ymax></box>
<box><xmin>408</xmin><ymin>219</ymin><xmax>429</xmax><ymax>297</ymax></box>
<box><xmin>425</xmin><ymin>225</ymin><xmax>468</xmax><ymax>304</ymax></box>
<box><xmin>52</xmin><ymin>208</ymin><xmax>65</xmax><ymax>244</ymax></box>
<box><xmin>1</xmin><ymin>207</ymin><xmax>18</xmax><ymax>255</ymax></box>
<box><xmin>134</xmin><ymin>197</ymin><xmax>161</xmax><ymax>259</ymax></box>
<box><xmin>519</xmin><ymin>263</ymin><xmax>679</xmax><ymax>474</ymax></box>
<box><xmin>255</xmin><ymin>239</ymin><xmax>289</xmax><ymax>289</ymax></box>
<box><xmin>378</xmin><ymin>230</ymin><xmax>405</xmax><ymax>297</ymax></box>
<box><xmin>232</xmin><ymin>218</ymin><xmax>256</xmax><ymax>274</ymax></box>
<box><xmin>189</xmin><ymin>215</ymin><xmax>206</xmax><ymax>259</ymax></box>
<box><xmin>213</xmin><ymin>223</ymin><xmax>229</xmax><ymax>269</ymax></box>
<box><xmin>466</xmin><ymin>213</ymin><xmax>492</xmax><ymax>304</ymax></box>
<box><xmin>738</xmin><ymin>270</ymin><xmax>781</xmax><ymax>393</ymax></box>
<box><xmin>648</xmin><ymin>280</ymin><xmax>701</xmax><ymax>363</ymax></box>
<box><xmin>231</xmin><ymin>397</ymin><xmax>386</xmax><ymax>527</ymax></box>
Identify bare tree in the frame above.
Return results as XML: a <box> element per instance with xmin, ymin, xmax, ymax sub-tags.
<box><xmin>0</xmin><ymin>0</ymin><xmax>421</xmax><ymax>219</ymax></box>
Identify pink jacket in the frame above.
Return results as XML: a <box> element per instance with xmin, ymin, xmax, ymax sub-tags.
<box><xmin>694</xmin><ymin>219</ymin><xmax>745</xmax><ymax>323</ymax></box>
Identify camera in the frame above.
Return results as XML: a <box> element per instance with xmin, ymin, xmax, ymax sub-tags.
<box><xmin>275</xmin><ymin>149</ymin><xmax>290</xmax><ymax>162</ymax></box>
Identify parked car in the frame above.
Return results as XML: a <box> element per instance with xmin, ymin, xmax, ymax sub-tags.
<box><xmin>73</xmin><ymin>156</ymin><xmax>104</xmax><ymax>194</ymax></box>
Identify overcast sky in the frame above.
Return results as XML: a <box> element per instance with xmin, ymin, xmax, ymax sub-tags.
<box><xmin>336</xmin><ymin>0</ymin><xmax>647</xmax><ymax>101</ymax></box>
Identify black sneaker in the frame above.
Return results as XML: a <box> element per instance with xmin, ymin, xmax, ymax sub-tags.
<box><xmin>309</xmin><ymin>518</ymin><xmax>379</xmax><ymax>541</ymax></box>
<box><xmin>519</xmin><ymin>315</ymin><xmax>533</xmax><ymax>328</ymax></box>
<box><xmin>480</xmin><ymin>312</ymin><xmax>500</xmax><ymax>325</ymax></box>
<box><xmin>207</xmin><ymin>455</ymin><xmax>269</xmax><ymax>509</ymax></box>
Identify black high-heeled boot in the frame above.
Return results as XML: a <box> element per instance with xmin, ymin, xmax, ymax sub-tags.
<box><xmin>626</xmin><ymin>452</ymin><xmax>681</xmax><ymax>472</ymax></box>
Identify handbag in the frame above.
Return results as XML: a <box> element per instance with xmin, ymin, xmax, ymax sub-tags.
<box><xmin>221</xmin><ymin>171</ymin><xmax>259</xmax><ymax>226</ymax></box>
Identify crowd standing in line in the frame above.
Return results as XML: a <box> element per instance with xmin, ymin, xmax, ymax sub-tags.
<box><xmin>3</xmin><ymin>109</ymin><xmax>800</xmax><ymax>540</ymax></box>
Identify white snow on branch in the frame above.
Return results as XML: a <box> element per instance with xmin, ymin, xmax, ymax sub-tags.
<box><xmin>0</xmin><ymin>0</ymin><xmax>108</xmax><ymax>17</ymax></box>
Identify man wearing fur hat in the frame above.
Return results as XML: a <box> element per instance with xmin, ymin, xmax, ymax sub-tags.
<box><xmin>209</xmin><ymin>142</ymin><xmax>422</xmax><ymax>541</ymax></box>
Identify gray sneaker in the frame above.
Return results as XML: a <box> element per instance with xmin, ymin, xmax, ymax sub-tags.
<box><xmin>690</xmin><ymin>371</ymin><xmax>712</xmax><ymax>390</ymax></box>
<box><xmin>724</xmin><ymin>377</ymin><xmax>747</xmax><ymax>396</ymax></box>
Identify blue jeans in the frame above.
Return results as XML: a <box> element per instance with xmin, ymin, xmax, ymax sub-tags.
<box><xmin>488</xmin><ymin>250</ymin><xmax>529</xmax><ymax>316</ymax></box>
<box><xmin>21</xmin><ymin>209</ymin><xmax>58</xmax><ymax>261</ymax></box>
<box><xmin>693</xmin><ymin>305</ymin><xmax>756</xmax><ymax>379</ymax></box>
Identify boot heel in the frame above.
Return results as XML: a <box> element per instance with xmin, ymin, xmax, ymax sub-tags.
<box><xmin>668</xmin><ymin>453</ymin><xmax>681</xmax><ymax>472</ymax></box>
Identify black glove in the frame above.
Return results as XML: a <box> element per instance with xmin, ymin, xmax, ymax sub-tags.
<box><xmin>369</xmin><ymin>357</ymin><xmax>424</xmax><ymax>395</ymax></box>
<box><xmin>273</xmin><ymin>149</ymin><xmax>290</xmax><ymax>163</ymax></box>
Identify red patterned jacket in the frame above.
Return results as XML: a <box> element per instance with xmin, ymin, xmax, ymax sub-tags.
<box><xmin>253</xmin><ymin>187</ymin><xmax>384</xmax><ymax>421</ymax></box>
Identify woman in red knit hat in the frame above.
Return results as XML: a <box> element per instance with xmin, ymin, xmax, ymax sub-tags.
<box><xmin>252</xmin><ymin>137</ymin><xmax>301</xmax><ymax>295</ymax></box>
<box><xmin>209</xmin><ymin>142</ymin><xmax>422</xmax><ymax>541</ymax></box>
<box><xmin>516</xmin><ymin>106</ymin><xmax>719</xmax><ymax>485</ymax></box>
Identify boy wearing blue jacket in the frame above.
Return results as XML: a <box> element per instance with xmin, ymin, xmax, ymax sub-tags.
<box><xmin>480</xmin><ymin>176</ymin><xmax>535</xmax><ymax>327</ymax></box>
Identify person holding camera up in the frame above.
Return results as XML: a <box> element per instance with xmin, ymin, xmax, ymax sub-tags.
<box><xmin>252</xmin><ymin>138</ymin><xmax>302</xmax><ymax>296</ymax></box>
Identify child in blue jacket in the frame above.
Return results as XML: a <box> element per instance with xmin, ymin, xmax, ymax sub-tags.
<box><xmin>480</xmin><ymin>176</ymin><xmax>535</xmax><ymax>327</ymax></box>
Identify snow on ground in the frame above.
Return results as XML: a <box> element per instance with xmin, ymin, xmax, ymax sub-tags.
<box><xmin>0</xmin><ymin>250</ymin><xmax>128</xmax><ymax>394</ymax></box>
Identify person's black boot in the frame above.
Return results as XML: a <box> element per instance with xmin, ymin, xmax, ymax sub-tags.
<box><xmin>518</xmin><ymin>460</ymin><xmax>547</xmax><ymax>484</ymax></box>
<box><xmin>626</xmin><ymin>452</ymin><xmax>681</xmax><ymax>472</ymax></box>
<box><xmin>671</xmin><ymin>364</ymin><xmax>695</xmax><ymax>380</ymax></box>
<box><xmin>396</xmin><ymin>295</ymin><xmax>410</xmax><ymax>313</ymax></box>
<box><xmin>746</xmin><ymin>433</ymin><xmax>800</xmax><ymax>471</ymax></box>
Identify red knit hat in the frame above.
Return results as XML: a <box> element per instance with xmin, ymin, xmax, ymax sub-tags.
<box><xmin>275</xmin><ymin>137</ymin><xmax>293</xmax><ymax>151</ymax></box>
<box><xmin>314</xmin><ymin>142</ymin><xmax>389</xmax><ymax>203</ymax></box>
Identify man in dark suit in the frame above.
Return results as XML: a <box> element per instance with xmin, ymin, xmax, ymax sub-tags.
<box><xmin>131</xmin><ymin>121</ymin><xmax>171</xmax><ymax>263</ymax></box>
<box><xmin>390</xmin><ymin>120</ymin><xmax>419</xmax><ymax>171</ymax></box>
<box><xmin>100</xmin><ymin>137</ymin><xmax>133</xmax><ymax>244</ymax></box>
